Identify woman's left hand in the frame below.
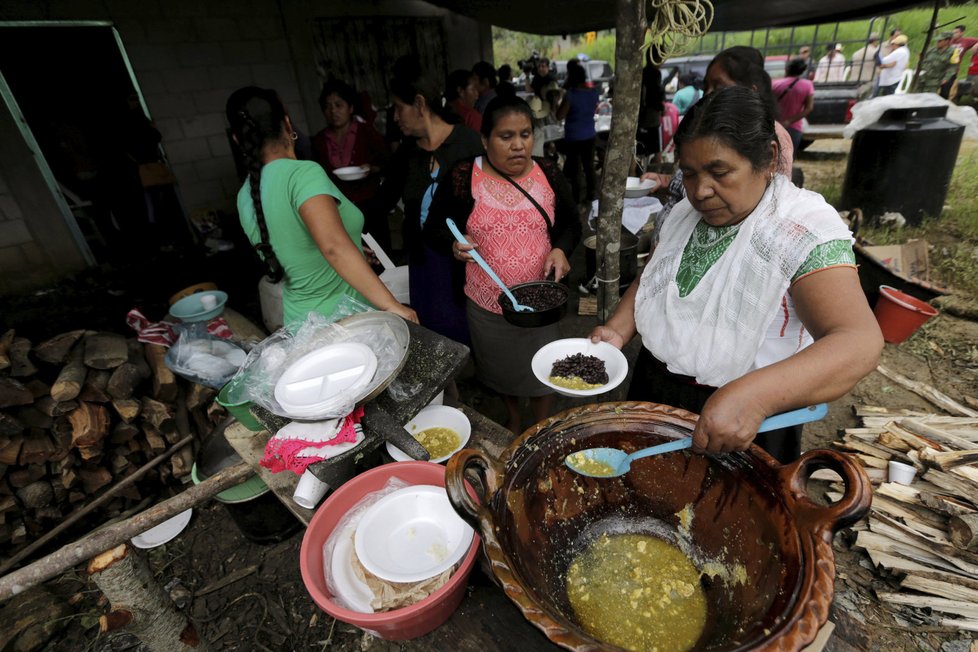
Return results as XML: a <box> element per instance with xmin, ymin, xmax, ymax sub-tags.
<box><xmin>543</xmin><ymin>249</ymin><xmax>571</xmax><ymax>283</ymax></box>
<box><xmin>690</xmin><ymin>386</ymin><xmax>769</xmax><ymax>454</ymax></box>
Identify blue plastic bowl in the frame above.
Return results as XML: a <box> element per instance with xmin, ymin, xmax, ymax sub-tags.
<box><xmin>170</xmin><ymin>290</ymin><xmax>228</xmax><ymax>322</ymax></box>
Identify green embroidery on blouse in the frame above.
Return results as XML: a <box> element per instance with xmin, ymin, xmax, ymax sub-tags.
<box><xmin>676</xmin><ymin>222</ymin><xmax>855</xmax><ymax>297</ymax></box>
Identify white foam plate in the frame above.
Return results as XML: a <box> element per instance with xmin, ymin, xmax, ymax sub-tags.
<box><xmin>531</xmin><ymin>338</ymin><xmax>629</xmax><ymax>397</ymax></box>
<box><xmin>131</xmin><ymin>509</ymin><xmax>193</xmax><ymax>549</ymax></box>
<box><xmin>274</xmin><ymin>343</ymin><xmax>378</xmax><ymax>416</ymax></box>
<box><xmin>386</xmin><ymin>405</ymin><xmax>471</xmax><ymax>464</ymax></box>
<box><xmin>354</xmin><ymin>485</ymin><xmax>473</xmax><ymax>583</ymax></box>
<box><xmin>333</xmin><ymin>166</ymin><xmax>369</xmax><ymax>181</ymax></box>
<box><xmin>625</xmin><ymin>176</ymin><xmax>657</xmax><ymax>198</ymax></box>
<box><xmin>330</xmin><ymin>526</ymin><xmax>374</xmax><ymax>613</ymax></box>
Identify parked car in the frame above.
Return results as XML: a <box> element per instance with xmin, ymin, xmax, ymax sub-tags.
<box><xmin>553</xmin><ymin>59</ymin><xmax>614</xmax><ymax>89</ymax></box>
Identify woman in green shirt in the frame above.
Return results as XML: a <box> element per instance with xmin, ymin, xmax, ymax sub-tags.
<box><xmin>590</xmin><ymin>86</ymin><xmax>882</xmax><ymax>462</ymax></box>
<box><xmin>226</xmin><ymin>87</ymin><xmax>417</xmax><ymax>326</ymax></box>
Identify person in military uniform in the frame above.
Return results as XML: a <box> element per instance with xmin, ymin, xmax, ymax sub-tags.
<box><xmin>918</xmin><ymin>32</ymin><xmax>957</xmax><ymax>96</ymax></box>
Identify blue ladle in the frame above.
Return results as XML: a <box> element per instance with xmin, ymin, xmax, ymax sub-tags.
<box><xmin>565</xmin><ymin>403</ymin><xmax>830</xmax><ymax>478</ymax></box>
<box><xmin>446</xmin><ymin>218</ymin><xmax>533</xmax><ymax>312</ymax></box>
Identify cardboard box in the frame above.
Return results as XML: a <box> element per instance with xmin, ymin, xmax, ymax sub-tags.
<box><xmin>863</xmin><ymin>239</ymin><xmax>930</xmax><ymax>280</ymax></box>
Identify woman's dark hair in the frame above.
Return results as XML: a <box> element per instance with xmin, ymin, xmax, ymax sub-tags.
<box><xmin>225</xmin><ymin>86</ymin><xmax>287</xmax><ymax>282</ymax></box>
<box><xmin>445</xmin><ymin>69</ymin><xmax>474</xmax><ymax>102</ymax></box>
<box><xmin>480</xmin><ymin>94</ymin><xmax>534</xmax><ymax>138</ymax></box>
<box><xmin>566</xmin><ymin>61</ymin><xmax>588</xmax><ymax>89</ymax></box>
<box><xmin>472</xmin><ymin>61</ymin><xmax>498</xmax><ymax>89</ymax></box>
<box><xmin>498</xmin><ymin>64</ymin><xmax>512</xmax><ymax>80</ymax></box>
<box><xmin>786</xmin><ymin>57</ymin><xmax>808</xmax><ymax>77</ymax></box>
<box><xmin>679</xmin><ymin>72</ymin><xmax>699</xmax><ymax>87</ymax></box>
<box><xmin>318</xmin><ymin>79</ymin><xmax>358</xmax><ymax>113</ymax></box>
<box><xmin>390</xmin><ymin>70</ymin><xmax>458</xmax><ymax>124</ymax></box>
<box><xmin>674</xmin><ymin>85</ymin><xmax>778</xmax><ymax>173</ymax></box>
<box><xmin>707</xmin><ymin>46</ymin><xmax>779</xmax><ymax>119</ymax></box>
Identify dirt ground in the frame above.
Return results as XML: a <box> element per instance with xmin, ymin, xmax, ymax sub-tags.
<box><xmin>5</xmin><ymin>139</ymin><xmax>978</xmax><ymax>651</ymax></box>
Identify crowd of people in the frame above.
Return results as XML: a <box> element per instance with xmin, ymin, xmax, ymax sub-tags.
<box><xmin>224</xmin><ymin>45</ymin><xmax>884</xmax><ymax>458</ymax></box>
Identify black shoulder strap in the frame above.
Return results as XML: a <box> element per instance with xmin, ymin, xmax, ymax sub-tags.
<box><xmin>484</xmin><ymin>158</ymin><xmax>553</xmax><ymax>232</ymax></box>
<box><xmin>777</xmin><ymin>77</ymin><xmax>802</xmax><ymax>101</ymax></box>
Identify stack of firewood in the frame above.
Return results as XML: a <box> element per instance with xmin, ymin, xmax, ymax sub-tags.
<box><xmin>0</xmin><ymin>329</ymin><xmax>218</xmax><ymax>557</ymax></box>
<box><xmin>821</xmin><ymin>404</ymin><xmax>978</xmax><ymax>632</ymax></box>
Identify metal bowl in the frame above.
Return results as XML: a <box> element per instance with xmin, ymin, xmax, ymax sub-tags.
<box><xmin>498</xmin><ymin>281</ymin><xmax>568</xmax><ymax>328</ymax></box>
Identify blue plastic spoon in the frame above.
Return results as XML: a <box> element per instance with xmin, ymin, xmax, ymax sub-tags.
<box><xmin>445</xmin><ymin>218</ymin><xmax>533</xmax><ymax>312</ymax></box>
<box><xmin>565</xmin><ymin>403</ymin><xmax>830</xmax><ymax>478</ymax></box>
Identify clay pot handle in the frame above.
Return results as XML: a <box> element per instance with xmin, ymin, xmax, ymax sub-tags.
<box><xmin>779</xmin><ymin>449</ymin><xmax>873</xmax><ymax>532</ymax></box>
<box><xmin>445</xmin><ymin>448</ymin><xmax>502</xmax><ymax>532</ymax></box>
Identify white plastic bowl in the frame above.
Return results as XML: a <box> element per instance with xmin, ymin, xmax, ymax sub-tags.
<box><xmin>625</xmin><ymin>176</ymin><xmax>657</xmax><ymax>199</ymax></box>
<box><xmin>531</xmin><ymin>338</ymin><xmax>629</xmax><ymax>398</ymax></box>
<box><xmin>386</xmin><ymin>405</ymin><xmax>471</xmax><ymax>464</ymax></box>
<box><xmin>354</xmin><ymin>485</ymin><xmax>474</xmax><ymax>583</ymax></box>
<box><xmin>333</xmin><ymin>166</ymin><xmax>369</xmax><ymax>181</ymax></box>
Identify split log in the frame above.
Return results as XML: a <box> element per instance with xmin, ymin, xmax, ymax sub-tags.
<box><xmin>110</xmin><ymin>422</ymin><xmax>140</xmax><ymax>445</ymax></box>
<box><xmin>0</xmin><ymin>437</ymin><xmax>24</xmax><ymax>466</ymax></box>
<box><xmin>870</xmin><ymin>493</ymin><xmax>947</xmax><ymax>534</ymax></box>
<box><xmin>112</xmin><ymin>398</ymin><xmax>141</xmax><ymax>423</ymax></box>
<box><xmin>144</xmin><ymin>344</ymin><xmax>177</xmax><ymax>402</ymax></box>
<box><xmin>872</xmin><ymin>513</ymin><xmax>978</xmax><ymax>574</ymax></box>
<box><xmin>34</xmin><ymin>330</ymin><xmax>86</xmax><ymax>365</ymax></box>
<box><xmin>16</xmin><ymin>480</ymin><xmax>53</xmax><ymax>510</ymax></box>
<box><xmin>8</xmin><ymin>338</ymin><xmax>36</xmax><ymax>377</ymax></box>
<box><xmin>78</xmin><ymin>370</ymin><xmax>112</xmax><ymax>403</ymax></box>
<box><xmin>900</xmin><ymin>419</ymin><xmax>977</xmax><ymax>451</ymax></box>
<box><xmin>51</xmin><ymin>343</ymin><xmax>87</xmax><ymax>401</ymax></box>
<box><xmin>920</xmin><ymin>447</ymin><xmax>978</xmax><ymax>470</ymax></box>
<box><xmin>8</xmin><ymin>466</ymin><xmax>45</xmax><ymax>489</ymax></box>
<box><xmin>83</xmin><ymin>333</ymin><xmax>128</xmax><ymax>370</ymax></box>
<box><xmin>143</xmin><ymin>426</ymin><xmax>167</xmax><ymax>453</ymax></box>
<box><xmin>0</xmin><ymin>413</ymin><xmax>25</xmax><ymax>438</ymax></box>
<box><xmin>18</xmin><ymin>431</ymin><xmax>57</xmax><ymax>465</ymax></box>
<box><xmin>186</xmin><ymin>384</ymin><xmax>215</xmax><ymax>411</ymax></box>
<box><xmin>141</xmin><ymin>398</ymin><xmax>176</xmax><ymax>435</ymax></box>
<box><xmin>0</xmin><ymin>329</ymin><xmax>14</xmax><ymax>370</ymax></box>
<box><xmin>34</xmin><ymin>396</ymin><xmax>77</xmax><ymax>418</ymax></box>
<box><xmin>77</xmin><ymin>467</ymin><xmax>113</xmax><ymax>494</ymax></box>
<box><xmin>68</xmin><ymin>403</ymin><xmax>109</xmax><ymax>448</ymax></box>
<box><xmin>88</xmin><ymin>543</ymin><xmax>211</xmax><ymax>651</ymax></box>
<box><xmin>15</xmin><ymin>406</ymin><xmax>51</xmax><ymax>430</ymax></box>
<box><xmin>24</xmin><ymin>379</ymin><xmax>49</xmax><ymax>399</ymax></box>
<box><xmin>876</xmin><ymin>364</ymin><xmax>978</xmax><ymax>417</ymax></box>
<box><xmin>950</xmin><ymin>514</ymin><xmax>978</xmax><ymax>551</ymax></box>
<box><xmin>0</xmin><ymin>377</ymin><xmax>33</xmax><ymax>408</ymax></box>
<box><xmin>902</xmin><ymin>574</ymin><xmax>978</xmax><ymax>602</ymax></box>
<box><xmin>0</xmin><ymin>461</ymin><xmax>251</xmax><ymax>602</ymax></box>
<box><xmin>877</xmin><ymin>592</ymin><xmax>978</xmax><ymax>619</ymax></box>
<box><xmin>919</xmin><ymin>492</ymin><xmax>977</xmax><ymax>517</ymax></box>
<box><xmin>108</xmin><ymin>363</ymin><xmax>149</xmax><ymax>400</ymax></box>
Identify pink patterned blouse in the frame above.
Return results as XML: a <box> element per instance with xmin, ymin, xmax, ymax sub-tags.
<box><xmin>465</xmin><ymin>157</ymin><xmax>554</xmax><ymax>314</ymax></box>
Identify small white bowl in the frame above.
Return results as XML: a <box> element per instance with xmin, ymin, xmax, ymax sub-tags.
<box><xmin>531</xmin><ymin>338</ymin><xmax>629</xmax><ymax>398</ymax></box>
<box><xmin>387</xmin><ymin>405</ymin><xmax>471</xmax><ymax>463</ymax></box>
<box><xmin>354</xmin><ymin>485</ymin><xmax>474</xmax><ymax>583</ymax></box>
<box><xmin>625</xmin><ymin>176</ymin><xmax>657</xmax><ymax>199</ymax></box>
<box><xmin>888</xmin><ymin>460</ymin><xmax>917</xmax><ymax>485</ymax></box>
<box><xmin>333</xmin><ymin>166</ymin><xmax>369</xmax><ymax>181</ymax></box>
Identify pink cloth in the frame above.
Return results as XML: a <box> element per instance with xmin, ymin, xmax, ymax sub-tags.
<box><xmin>325</xmin><ymin>120</ymin><xmax>359</xmax><ymax>171</ymax></box>
<box><xmin>772</xmin><ymin>77</ymin><xmax>815</xmax><ymax>133</ymax></box>
<box><xmin>260</xmin><ymin>406</ymin><xmax>365</xmax><ymax>475</ymax></box>
<box><xmin>126</xmin><ymin>309</ymin><xmax>233</xmax><ymax>345</ymax></box>
<box><xmin>465</xmin><ymin>159</ymin><xmax>554</xmax><ymax>314</ymax></box>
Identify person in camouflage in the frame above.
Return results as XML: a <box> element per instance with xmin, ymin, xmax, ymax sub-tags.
<box><xmin>918</xmin><ymin>32</ymin><xmax>957</xmax><ymax>96</ymax></box>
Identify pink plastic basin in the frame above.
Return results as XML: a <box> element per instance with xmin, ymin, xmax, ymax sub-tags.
<box><xmin>299</xmin><ymin>461</ymin><xmax>480</xmax><ymax>640</ymax></box>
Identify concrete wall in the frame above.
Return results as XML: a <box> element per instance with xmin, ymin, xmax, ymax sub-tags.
<box><xmin>0</xmin><ymin>0</ymin><xmax>491</xmax><ymax>290</ymax></box>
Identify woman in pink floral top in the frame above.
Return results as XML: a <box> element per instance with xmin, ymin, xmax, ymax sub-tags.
<box><xmin>426</xmin><ymin>95</ymin><xmax>580</xmax><ymax>434</ymax></box>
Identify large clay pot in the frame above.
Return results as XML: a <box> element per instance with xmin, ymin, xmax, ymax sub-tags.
<box><xmin>445</xmin><ymin>402</ymin><xmax>871</xmax><ymax>651</ymax></box>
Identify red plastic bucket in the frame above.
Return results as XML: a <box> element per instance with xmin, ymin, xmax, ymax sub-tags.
<box><xmin>299</xmin><ymin>462</ymin><xmax>480</xmax><ymax>640</ymax></box>
<box><xmin>873</xmin><ymin>285</ymin><xmax>939</xmax><ymax>344</ymax></box>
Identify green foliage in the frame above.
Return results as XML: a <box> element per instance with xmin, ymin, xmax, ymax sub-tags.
<box><xmin>492</xmin><ymin>28</ymin><xmax>618</xmax><ymax>71</ymax></box>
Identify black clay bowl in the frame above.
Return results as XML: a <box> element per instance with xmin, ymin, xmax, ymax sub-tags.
<box><xmin>498</xmin><ymin>281</ymin><xmax>569</xmax><ymax>328</ymax></box>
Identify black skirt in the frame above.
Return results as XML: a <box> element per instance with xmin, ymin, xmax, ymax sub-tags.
<box><xmin>626</xmin><ymin>347</ymin><xmax>801</xmax><ymax>464</ymax></box>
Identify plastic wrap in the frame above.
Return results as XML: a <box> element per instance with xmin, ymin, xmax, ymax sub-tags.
<box><xmin>322</xmin><ymin>476</ymin><xmax>410</xmax><ymax>613</ymax></box>
<box><xmin>163</xmin><ymin>323</ymin><xmax>248</xmax><ymax>389</ymax></box>
<box><xmin>224</xmin><ymin>298</ymin><xmax>406</xmax><ymax>420</ymax></box>
<box><xmin>844</xmin><ymin>93</ymin><xmax>978</xmax><ymax>140</ymax></box>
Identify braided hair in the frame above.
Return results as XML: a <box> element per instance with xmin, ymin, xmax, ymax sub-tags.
<box><xmin>225</xmin><ymin>86</ymin><xmax>288</xmax><ymax>282</ymax></box>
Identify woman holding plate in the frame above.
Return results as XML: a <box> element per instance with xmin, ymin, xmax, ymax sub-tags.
<box><xmin>590</xmin><ymin>86</ymin><xmax>882</xmax><ymax>462</ymax></box>
<box><xmin>425</xmin><ymin>95</ymin><xmax>580</xmax><ymax>434</ymax></box>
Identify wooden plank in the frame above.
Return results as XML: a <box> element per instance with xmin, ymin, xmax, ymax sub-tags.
<box><xmin>870</xmin><ymin>494</ymin><xmax>947</xmax><ymax>536</ymax></box>
<box><xmin>855</xmin><ymin>530</ymin><xmax>966</xmax><ymax>575</ymax></box>
<box><xmin>900</xmin><ymin>419</ymin><xmax>978</xmax><ymax>451</ymax></box>
<box><xmin>876</xmin><ymin>593</ymin><xmax>978</xmax><ymax>619</ymax></box>
<box><xmin>901</xmin><ymin>574</ymin><xmax>978</xmax><ymax>602</ymax></box>
<box><xmin>871</xmin><ymin>514</ymin><xmax>978</xmax><ymax>575</ymax></box>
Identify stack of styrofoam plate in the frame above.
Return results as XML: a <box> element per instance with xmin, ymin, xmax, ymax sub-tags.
<box><xmin>274</xmin><ymin>343</ymin><xmax>378</xmax><ymax>418</ymax></box>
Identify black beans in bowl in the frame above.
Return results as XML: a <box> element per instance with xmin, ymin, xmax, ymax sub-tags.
<box><xmin>498</xmin><ymin>281</ymin><xmax>569</xmax><ymax>328</ymax></box>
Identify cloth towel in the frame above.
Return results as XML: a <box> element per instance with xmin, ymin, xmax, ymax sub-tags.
<box><xmin>261</xmin><ymin>406</ymin><xmax>365</xmax><ymax>475</ymax></box>
<box><xmin>127</xmin><ymin>309</ymin><xmax>233</xmax><ymax>345</ymax></box>
<box><xmin>589</xmin><ymin>196</ymin><xmax>664</xmax><ymax>234</ymax></box>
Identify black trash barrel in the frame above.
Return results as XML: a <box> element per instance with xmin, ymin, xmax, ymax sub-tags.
<box><xmin>840</xmin><ymin>105</ymin><xmax>964</xmax><ymax>225</ymax></box>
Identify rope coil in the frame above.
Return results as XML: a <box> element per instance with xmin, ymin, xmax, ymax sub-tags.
<box><xmin>645</xmin><ymin>0</ymin><xmax>714</xmax><ymax>65</ymax></box>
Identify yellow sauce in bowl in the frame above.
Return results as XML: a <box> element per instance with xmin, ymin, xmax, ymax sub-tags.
<box><xmin>567</xmin><ymin>533</ymin><xmax>707</xmax><ymax>651</ymax></box>
<box><xmin>415</xmin><ymin>427</ymin><xmax>461</xmax><ymax>459</ymax></box>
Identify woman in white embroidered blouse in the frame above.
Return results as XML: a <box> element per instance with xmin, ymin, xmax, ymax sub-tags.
<box><xmin>590</xmin><ymin>86</ymin><xmax>882</xmax><ymax>462</ymax></box>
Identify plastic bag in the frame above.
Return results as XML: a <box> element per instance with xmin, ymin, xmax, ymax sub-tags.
<box><xmin>844</xmin><ymin>93</ymin><xmax>978</xmax><ymax>140</ymax></box>
<box><xmin>322</xmin><ymin>476</ymin><xmax>410</xmax><ymax>613</ymax></box>
<box><xmin>225</xmin><ymin>297</ymin><xmax>406</xmax><ymax>420</ymax></box>
<box><xmin>163</xmin><ymin>323</ymin><xmax>248</xmax><ymax>389</ymax></box>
